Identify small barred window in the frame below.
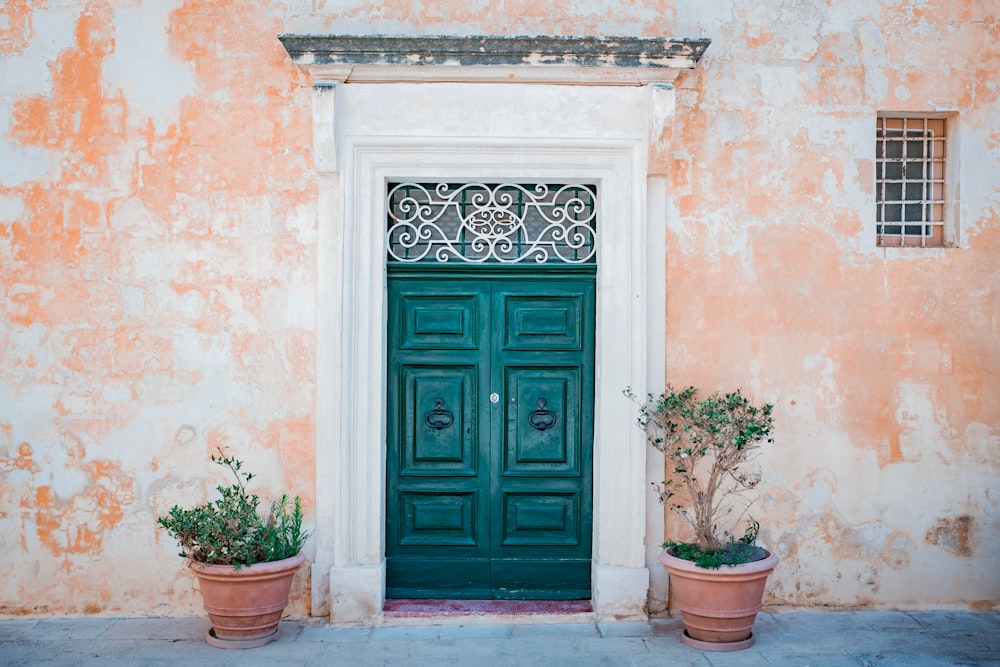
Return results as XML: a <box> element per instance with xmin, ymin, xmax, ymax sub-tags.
<box><xmin>876</xmin><ymin>116</ymin><xmax>946</xmax><ymax>247</ymax></box>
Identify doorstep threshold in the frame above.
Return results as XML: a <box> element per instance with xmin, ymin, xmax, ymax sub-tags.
<box><xmin>380</xmin><ymin>599</ymin><xmax>595</xmax><ymax>626</ymax></box>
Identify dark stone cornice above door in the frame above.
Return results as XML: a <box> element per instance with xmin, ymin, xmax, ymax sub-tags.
<box><xmin>278</xmin><ymin>34</ymin><xmax>710</xmax><ymax>85</ymax></box>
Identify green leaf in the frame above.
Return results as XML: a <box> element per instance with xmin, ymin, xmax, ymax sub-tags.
<box><xmin>156</xmin><ymin>448</ymin><xmax>310</xmax><ymax>566</ymax></box>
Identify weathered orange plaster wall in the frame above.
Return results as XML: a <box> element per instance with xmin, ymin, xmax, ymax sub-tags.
<box><xmin>663</xmin><ymin>1</ymin><xmax>1000</xmax><ymax>609</ymax></box>
<box><xmin>1</xmin><ymin>0</ymin><xmax>317</xmax><ymax>616</ymax></box>
<box><xmin>1</xmin><ymin>0</ymin><xmax>997</xmax><ymax>616</ymax></box>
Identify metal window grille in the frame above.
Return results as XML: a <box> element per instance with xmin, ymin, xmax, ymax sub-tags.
<box><xmin>876</xmin><ymin>116</ymin><xmax>946</xmax><ymax>247</ymax></box>
<box><xmin>386</xmin><ymin>182</ymin><xmax>597</xmax><ymax>264</ymax></box>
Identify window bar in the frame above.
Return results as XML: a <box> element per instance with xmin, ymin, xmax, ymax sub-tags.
<box><xmin>905</xmin><ymin>118</ymin><xmax>916</xmax><ymax>246</ymax></box>
<box><xmin>391</xmin><ymin>185</ymin><xmax>405</xmax><ymax>260</ymax></box>
<box><xmin>925</xmin><ymin>119</ymin><xmax>933</xmax><ymax>245</ymax></box>
<box><xmin>904</xmin><ymin>117</ymin><xmax>912</xmax><ymax>246</ymax></box>
<box><xmin>459</xmin><ymin>185</ymin><xmax>469</xmax><ymax>259</ymax></box>
<box><xmin>877</xmin><ymin>117</ymin><xmax>885</xmax><ymax>245</ymax></box>
<box><xmin>515</xmin><ymin>186</ymin><xmax>525</xmax><ymax>259</ymax></box>
<box><xmin>917</xmin><ymin>118</ymin><xmax>924</xmax><ymax>246</ymax></box>
<box><xmin>406</xmin><ymin>183</ymin><xmax>417</xmax><ymax>260</ymax></box>
<box><xmin>569</xmin><ymin>186</ymin><xmax>578</xmax><ymax>261</ymax></box>
<box><xmin>576</xmin><ymin>185</ymin><xmax>586</xmax><ymax>261</ymax></box>
<box><xmin>920</xmin><ymin>118</ymin><xmax>929</xmax><ymax>247</ymax></box>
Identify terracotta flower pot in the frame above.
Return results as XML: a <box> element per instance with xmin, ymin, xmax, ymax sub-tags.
<box><xmin>189</xmin><ymin>553</ymin><xmax>305</xmax><ymax>649</ymax></box>
<box><xmin>660</xmin><ymin>546</ymin><xmax>778</xmax><ymax>652</ymax></box>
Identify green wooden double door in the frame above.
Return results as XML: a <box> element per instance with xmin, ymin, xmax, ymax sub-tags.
<box><xmin>386</xmin><ymin>267</ymin><xmax>595</xmax><ymax>599</ymax></box>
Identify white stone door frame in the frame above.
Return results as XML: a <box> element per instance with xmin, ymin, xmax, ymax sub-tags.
<box><xmin>281</xmin><ymin>36</ymin><xmax>708</xmax><ymax>624</ymax></box>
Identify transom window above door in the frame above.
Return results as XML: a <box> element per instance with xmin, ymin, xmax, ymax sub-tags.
<box><xmin>387</xmin><ymin>182</ymin><xmax>597</xmax><ymax>264</ymax></box>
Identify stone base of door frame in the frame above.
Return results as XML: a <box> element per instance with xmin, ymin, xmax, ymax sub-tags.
<box><xmin>318</xmin><ymin>562</ymin><xmax>649</xmax><ymax>625</ymax></box>
<box><xmin>591</xmin><ymin>563</ymin><xmax>651</xmax><ymax>621</ymax></box>
<box><xmin>325</xmin><ymin>563</ymin><xmax>386</xmax><ymax>625</ymax></box>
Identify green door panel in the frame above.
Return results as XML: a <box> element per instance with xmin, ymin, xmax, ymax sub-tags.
<box><xmin>503</xmin><ymin>293</ymin><xmax>585</xmax><ymax>350</ymax></box>
<box><xmin>504</xmin><ymin>368</ymin><xmax>579</xmax><ymax>475</ymax></box>
<box><xmin>387</xmin><ymin>558</ymin><xmax>492</xmax><ymax>599</ymax></box>
<box><xmin>399</xmin><ymin>292</ymin><xmax>480</xmax><ymax>350</ymax></box>
<box><xmin>490</xmin><ymin>559</ymin><xmax>591</xmax><ymax>600</ymax></box>
<box><xmin>400</xmin><ymin>365</ymin><xmax>477</xmax><ymax>475</ymax></box>
<box><xmin>387</xmin><ymin>268</ymin><xmax>594</xmax><ymax>600</ymax></box>
<box><xmin>501</xmin><ymin>492</ymin><xmax>581</xmax><ymax>545</ymax></box>
<box><xmin>398</xmin><ymin>491</ymin><xmax>478</xmax><ymax>546</ymax></box>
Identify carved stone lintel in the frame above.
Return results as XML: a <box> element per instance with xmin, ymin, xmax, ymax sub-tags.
<box><xmin>280</xmin><ymin>35</ymin><xmax>710</xmax><ymax>86</ymax></box>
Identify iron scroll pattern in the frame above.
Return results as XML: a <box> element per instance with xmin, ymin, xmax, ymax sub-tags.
<box><xmin>387</xmin><ymin>182</ymin><xmax>597</xmax><ymax>264</ymax></box>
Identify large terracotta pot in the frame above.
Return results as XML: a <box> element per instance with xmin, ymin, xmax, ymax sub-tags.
<box><xmin>660</xmin><ymin>546</ymin><xmax>778</xmax><ymax>652</ymax></box>
<box><xmin>189</xmin><ymin>553</ymin><xmax>305</xmax><ymax>649</ymax></box>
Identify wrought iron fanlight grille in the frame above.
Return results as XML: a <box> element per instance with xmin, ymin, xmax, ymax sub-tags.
<box><xmin>386</xmin><ymin>182</ymin><xmax>597</xmax><ymax>264</ymax></box>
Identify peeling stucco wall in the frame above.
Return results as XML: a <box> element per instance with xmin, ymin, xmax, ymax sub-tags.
<box><xmin>663</xmin><ymin>0</ymin><xmax>999</xmax><ymax>610</ymax></box>
<box><xmin>1</xmin><ymin>0</ymin><xmax>317</xmax><ymax>616</ymax></box>
<box><xmin>1</xmin><ymin>0</ymin><xmax>998</xmax><ymax>616</ymax></box>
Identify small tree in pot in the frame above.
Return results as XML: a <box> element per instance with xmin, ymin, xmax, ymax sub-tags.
<box><xmin>626</xmin><ymin>385</ymin><xmax>777</xmax><ymax>651</ymax></box>
<box><xmin>158</xmin><ymin>450</ymin><xmax>309</xmax><ymax>649</ymax></box>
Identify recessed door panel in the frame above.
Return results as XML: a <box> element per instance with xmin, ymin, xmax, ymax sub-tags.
<box><xmin>401</xmin><ymin>366</ymin><xmax>477</xmax><ymax>475</ymax></box>
<box><xmin>399</xmin><ymin>293</ymin><xmax>479</xmax><ymax>349</ymax></box>
<box><xmin>504</xmin><ymin>369</ymin><xmax>580</xmax><ymax>475</ymax></box>
<box><xmin>502</xmin><ymin>492</ymin><xmax>581</xmax><ymax>546</ymax></box>
<box><xmin>399</xmin><ymin>491</ymin><xmax>478</xmax><ymax>546</ymax></box>
<box><xmin>387</xmin><ymin>271</ymin><xmax>594</xmax><ymax>600</ymax></box>
<box><xmin>504</xmin><ymin>294</ymin><xmax>583</xmax><ymax>351</ymax></box>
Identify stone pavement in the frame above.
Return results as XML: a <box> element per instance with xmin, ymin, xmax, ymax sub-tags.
<box><xmin>1</xmin><ymin>610</ymin><xmax>998</xmax><ymax>666</ymax></box>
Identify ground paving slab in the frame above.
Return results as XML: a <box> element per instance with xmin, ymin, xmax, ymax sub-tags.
<box><xmin>1</xmin><ymin>610</ymin><xmax>998</xmax><ymax>666</ymax></box>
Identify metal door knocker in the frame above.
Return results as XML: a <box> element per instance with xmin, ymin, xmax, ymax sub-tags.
<box><xmin>528</xmin><ymin>398</ymin><xmax>557</xmax><ymax>431</ymax></box>
<box><xmin>425</xmin><ymin>398</ymin><xmax>454</xmax><ymax>430</ymax></box>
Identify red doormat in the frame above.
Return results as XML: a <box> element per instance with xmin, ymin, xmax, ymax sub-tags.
<box><xmin>383</xmin><ymin>599</ymin><xmax>593</xmax><ymax>618</ymax></box>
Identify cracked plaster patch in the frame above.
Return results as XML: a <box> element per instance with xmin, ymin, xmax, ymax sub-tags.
<box><xmin>926</xmin><ymin>515</ymin><xmax>973</xmax><ymax>557</ymax></box>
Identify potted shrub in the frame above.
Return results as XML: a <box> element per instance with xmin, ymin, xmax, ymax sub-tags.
<box><xmin>626</xmin><ymin>385</ymin><xmax>777</xmax><ymax>652</ymax></box>
<box><xmin>157</xmin><ymin>449</ymin><xmax>309</xmax><ymax>649</ymax></box>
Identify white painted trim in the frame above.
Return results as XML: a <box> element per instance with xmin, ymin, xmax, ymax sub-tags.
<box><xmin>645</xmin><ymin>175</ymin><xmax>669</xmax><ymax>614</ymax></box>
<box><xmin>312</xmin><ymin>83</ymin><xmax>669</xmax><ymax>624</ymax></box>
<box><xmin>294</xmin><ymin>63</ymin><xmax>684</xmax><ymax>85</ymax></box>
